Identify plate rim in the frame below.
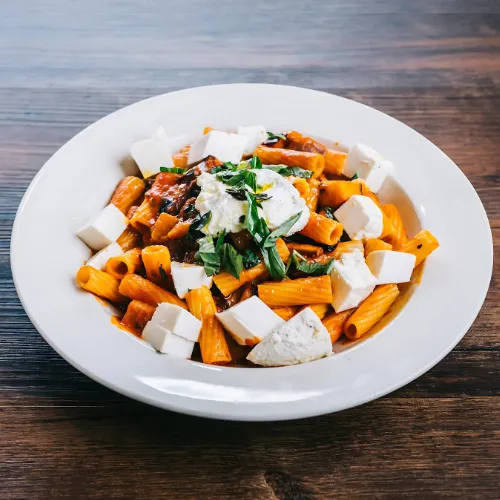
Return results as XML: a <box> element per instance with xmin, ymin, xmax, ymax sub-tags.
<box><xmin>10</xmin><ymin>83</ymin><xmax>494</xmax><ymax>421</ymax></box>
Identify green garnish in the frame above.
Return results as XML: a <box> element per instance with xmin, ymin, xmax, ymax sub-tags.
<box><xmin>286</xmin><ymin>250</ymin><xmax>336</xmax><ymax>277</ymax></box>
<box><xmin>351</xmin><ymin>172</ymin><xmax>359</xmax><ymax>180</ymax></box>
<box><xmin>264</xmin><ymin>164</ymin><xmax>313</xmax><ymax>179</ymax></box>
<box><xmin>267</xmin><ymin>132</ymin><xmax>287</xmax><ymax>141</ymax></box>
<box><xmin>188</xmin><ymin>211</ymin><xmax>212</xmax><ymax>239</ymax></box>
<box><xmin>159</xmin><ymin>167</ymin><xmax>187</xmax><ymax>174</ymax></box>
<box><xmin>242</xmin><ymin>249</ymin><xmax>261</xmax><ymax>269</ymax></box>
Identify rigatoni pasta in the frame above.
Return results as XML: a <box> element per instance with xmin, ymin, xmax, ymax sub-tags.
<box><xmin>75</xmin><ymin>125</ymin><xmax>439</xmax><ymax>367</ymax></box>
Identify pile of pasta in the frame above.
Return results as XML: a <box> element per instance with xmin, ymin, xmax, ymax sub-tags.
<box><xmin>76</xmin><ymin>129</ymin><xmax>439</xmax><ymax>366</ymax></box>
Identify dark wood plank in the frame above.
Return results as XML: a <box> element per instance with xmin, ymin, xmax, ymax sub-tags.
<box><xmin>1</xmin><ymin>4</ymin><xmax>499</xmax><ymax>499</ymax></box>
<box><xmin>1</xmin><ymin>399</ymin><xmax>499</xmax><ymax>499</ymax></box>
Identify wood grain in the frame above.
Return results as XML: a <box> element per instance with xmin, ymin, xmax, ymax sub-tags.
<box><xmin>1</xmin><ymin>3</ymin><xmax>499</xmax><ymax>498</ymax></box>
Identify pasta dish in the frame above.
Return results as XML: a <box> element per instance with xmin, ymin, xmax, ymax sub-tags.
<box><xmin>75</xmin><ymin>126</ymin><xmax>439</xmax><ymax>367</ymax></box>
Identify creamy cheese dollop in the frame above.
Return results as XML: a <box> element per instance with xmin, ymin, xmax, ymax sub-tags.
<box><xmin>195</xmin><ymin>169</ymin><xmax>310</xmax><ymax>236</ymax></box>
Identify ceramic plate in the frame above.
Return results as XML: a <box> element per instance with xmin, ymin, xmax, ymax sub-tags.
<box><xmin>11</xmin><ymin>84</ymin><xmax>493</xmax><ymax>421</ymax></box>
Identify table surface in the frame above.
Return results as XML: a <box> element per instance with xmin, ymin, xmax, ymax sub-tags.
<box><xmin>1</xmin><ymin>2</ymin><xmax>499</xmax><ymax>498</ymax></box>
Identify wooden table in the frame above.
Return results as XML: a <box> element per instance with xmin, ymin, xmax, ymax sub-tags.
<box><xmin>1</xmin><ymin>2</ymin><xmax>499</xmax><ymax>498</ymax></box>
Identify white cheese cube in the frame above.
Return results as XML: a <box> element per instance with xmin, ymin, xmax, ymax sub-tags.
<box><xmin>366</xmin><ymin>250</ymin><xmax>416</xmax><ymax>285</ymax></box>
<box><xmin>86</xmin><ymin>243</ymin><xmax>124</xmax><ymax>270</ymax></box>
<box><xmin>150</xmin><ymin>302</ymin><xmax>202</xmax><ymax>342</ymax></box>
<box><xmin>247</xmin><ymin>308</ymin><xmax>332</xmax><ymax>366</ymax></box>
<box><xmin>216</xmin><ymin>296</ymin><xmax>285</xmax><ymax>346</ymax></box>
<box><xmin>170</xmin><ymin>262</ymin><xmax>213</xmax><ymax>299</ymax></box>
<box><xmin>334</xmin><ymin>195</ymin><xmax>383</xmax><ymax>240</ymax></box>
<box><xmin>343</xmin><ymin>143</ymin><xmax>394</xmax><ymax>192</ymax></box>
<box><xmin>131</xmin><ymin>126</ymin><xmax>174</xmax><ymax>178</ymax></box>
<box><xmin>76</xmin><ymin>204</ymin><xmax>128</xmax><ymax>251</ymax></box>
<box><xmin>187</xmin><ymin>130</ymin><xmax>247</xmax><ymax>165</ymax></box>
<box><xmin>330</xmin><ymin>248</ymin><xmax>377</xmax><ymax>312</ymax></box>
<box><xmin>142</xmin><ymin>322</ymin><xmax>195</xmax><ymax>357</ymax></box>
<box><xmin>237</xmin><ymin>125</ymin><xmax>268</xmax><ymax>154</ymax></box>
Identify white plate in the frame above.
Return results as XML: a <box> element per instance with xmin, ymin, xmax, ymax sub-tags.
<box><xmin>11</xmin><ymin>84</ymin><xmax>493</xmax><ymax>421</ymax></box>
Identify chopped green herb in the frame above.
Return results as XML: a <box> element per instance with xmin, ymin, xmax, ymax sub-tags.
<box><xmin>226</xmin><ymin>188</ymin><xmax>272</xmax><ymax>203</ymax></box>
<box><xmin>286</xmin><ymin>250</ymin><xmax>336</xmax><ymax>277</ymax></box>
<box><xmin>267</xmin><ymin>131</ymin><xmax>287</xmax><ymax>141</ymax></box>
<box><xmin>262</xmin><ymin>212</ymin><xmax>302</xmax><ymax>249</ymax></box>
<box><xmin>265</xmin><ymin>164</ymin><xmax>313</xmax><ymax>178</ymax></box>
<box><xmin>242</xmin><ymin>249</ymin><xmax>261</xmax><ymax>269</ymax></box>
<box><xmin>249</xmin><ymin>156</ymin><xmax>262</xmax><ymax>169</ymax></box>
<box><xmin>351</xmin><ymin>172</ymin><xmax>359</xmax><ymax>180</ymax></box>
<box><xmin>159</xmin><ymin>166</ymin><xmax>187</xmax><ymax>174</ymax></box>
<box><xmin>219</xmin><ymin>243</ymin><xmax>244</xmax><ymax>279</ymax></box>
<box><xmin>216</xmin><ymin>169</ymin><xmax>258</xmax><ymax>192</ymax></box>
<box><xmin>188</xmin><ymin>211</ymin><xmax>212</xmax><ymax>239</ymax></box>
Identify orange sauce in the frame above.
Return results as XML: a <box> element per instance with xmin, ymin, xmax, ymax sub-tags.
<box><xmin>111</xmin><ymin>315</ymin><xmax>141</xmax><ymax>338</ymax></box>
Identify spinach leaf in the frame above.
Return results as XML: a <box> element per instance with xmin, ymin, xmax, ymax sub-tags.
<box><xmin>159</xmin><ymin>166</ymin><xmax>187</xmax><ymax>174</ymax></box>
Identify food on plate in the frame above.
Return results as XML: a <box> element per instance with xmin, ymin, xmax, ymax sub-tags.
<box><xmin>75</xmin><ymin>127</ymin><xmax>439</xmax><ymax>366</ymax></box>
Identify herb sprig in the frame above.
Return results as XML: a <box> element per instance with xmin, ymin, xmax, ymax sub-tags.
<box><xmin>160</xmin><ymin>166</ymin><xmax>187</xmax><ymax>174</ymax></box>
<box><xmin>285</xmin><ymin>250</ymin><xmax>336</xmax><ymax>276</ymax></box>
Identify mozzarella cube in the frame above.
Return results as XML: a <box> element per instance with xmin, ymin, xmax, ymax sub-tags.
<box><xmin>237</xmin><ymin>125</ymin><xmax>268</xmax><ymax>154</ymax></box>
<box><xmin>170</xmin><ymin>262</ymin><xmax>213</xmax><ymax>299</ymax></box>
<box><xmin>366</xmin><ymin>250</ymin><xmax>416</xmax><ymax>285</ymax></box>
<box><xmin>247</xmin><ymin>308</ymin><xmax>332</xmax><ymax>366</ymax></box>
<box><xmin>131</xmin><ymin>126</ymin><xmax>174</xmax><ymax>178</ymax></box>
<box><xmin>330</xmin><ymin>248</ymin><xmax>376</xmax><ymax>312</ymax></box>
<box><xmin>77</xmin><ymin>204</ymin><xmax>128</xmax><ymax>251</ymax></box>
<box><xmin>142</xmin><ymin>322</ymin><xmax>194</xmax><ymax>357</ymax></box>
<box><xmin>216</xmin><ymin>296</ymin><xmax>285</xmax><ymax>346</ymax></box>
<box><xmin>150</xmin><ymin>302</ymin><xmax>202</xmax><ymax>342</ymax></box>
<box><xmin>343</xmin><ymin>143</ymin><xmax>393</xmax><ymax>192</ymax></box>
<box><xmin>334</xmin><ymin>195</ymin><xmax>383</xmax><ymax>240</ymax></box>
<box><xmin>86</xmin><ymin>243</ymin><xmax>124</xmax><ymax>270</ymax></box>
<box><xmin>187</xmin><ymin>130</ymin><xmax>247</xmax><ymax>165</ymax></box>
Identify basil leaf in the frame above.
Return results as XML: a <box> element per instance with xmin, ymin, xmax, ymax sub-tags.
<box><xmin>188</xmin><ymin>211</ymin><xmax>212</xmax><ymax>239</ymax></box>
<box><xmin>159</xmin><ymin>167</ymin><xmax>187</xmax><ymax>174</ymax></box>
<box><xmin>226</xmin><ymin>188</ymin><xmax>248</xmax><ymax>201</ymax></box>
<box><xmin>215</xmin><ymin>230</ymin><xmax>226</xmax><ymax>251</ymax></box>
<box><xmin>196</xmin><ymin>235</ymin><xmax>221</xmax><ymax>276</ymax></box>
<box><xmin>219</xmin><ymin>243</ymin><xmax>244</xmax><ymax>279</ymax></box>
<box><xmin>286</xmin><ymin>250</ymin><xmax>335</xmax><ymax>277</ymax></box>
<box><xmin>262</xmin><ymin>212</ymin><xmax>302</xmax><ymax>248</ymax></box>
<box><xmin>249</xmin><ymin>156</ymin><xmax>262</xmax><ymax>169</ymax></box>
<box><xmin>211</xmin><ymin>161</ymin><xmax>238</xmax><ymax>174</ymax></box>
<box><xmin>216</xmin><ymin>169</ymin><xmax>257</xmax><ymax>191</ymax></box>
<box><xmin>245</xmin><ymin>191</ymin><xmax>269</xmax><ymax>246</ymax></box>
<box><xmin>264</xmin><ymin>164</ymin><xmax>313</xmax><ymax>178</ymax></box>
<box><xmin>351</xmin><ymin>172</ymin><xmax>359</xmax><ymax>180</ymax></box>
<box><xmin>262</xmin><ymin>246</ymin><xmax>286</xmax><ymax>279</ymax></box>
<box><xmin>242</xmin><ymin>249</ymin><xmax>261</xmax><ymax>269</ymax></box>
<box><xmin>183</xmin><ymin>204</ymin><xmax>198</xmax><ymax>218</ymax></box>
<box><xmin>267</xmin><ymin>131</ymin><xmax>287</xmax><ymax>141</ymax></box>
